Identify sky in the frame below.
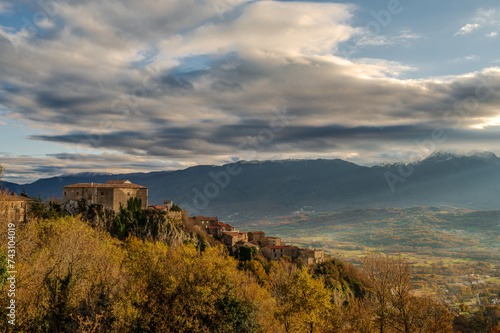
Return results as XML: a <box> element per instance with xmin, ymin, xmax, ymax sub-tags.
<box><xmin>0</xmin><ymin>0</ymin><xmax>500</xmax><ymax>183</ymax></box>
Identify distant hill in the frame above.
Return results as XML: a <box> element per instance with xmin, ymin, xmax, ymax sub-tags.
<box><xmin>2</xmin><ymin>152</ymin><xmax>500</xmax><ymax>225</ymax></box>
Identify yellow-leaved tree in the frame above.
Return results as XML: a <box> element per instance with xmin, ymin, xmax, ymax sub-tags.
<box><xmin>270</xmin><ymin>261</ymin><xmax>340</xmax><ymax>333</ymax></box>
<box><xmin>123</xmin><ymin>238</ymin><xmax>280</xmax><ymax>332</ymax></box>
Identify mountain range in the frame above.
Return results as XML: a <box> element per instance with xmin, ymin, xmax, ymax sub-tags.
<box><xmin>2</xmin><ymin>152</ymin><xmax>500</xmax><ymax>225</ymax></box>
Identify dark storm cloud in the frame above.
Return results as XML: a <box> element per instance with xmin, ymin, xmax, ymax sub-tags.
<box><xmin>35</xmin><ymin>92</ymin><xmax>96</xmax><ymax>109</ymax></box>
<box><xmin>30</xmin><ymin>123</ymin><xmax>442</xmax><ymax>159</ymax></box>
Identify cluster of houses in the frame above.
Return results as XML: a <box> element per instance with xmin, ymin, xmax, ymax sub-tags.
<box><xmin>2</xmin><ymin>180</ymin><xmax>326</xmax><ymax>265</ymax></box>
<box><xmin>190</xmin><ymin>216</ymin><xmax>325</xmax><ymax>265</ymax></box>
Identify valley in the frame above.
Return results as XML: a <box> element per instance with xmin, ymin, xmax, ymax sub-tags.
<box><xmin>246</xmin><ymin>207</ymin><xmax>500</xmax><ymax>311</ymax></box>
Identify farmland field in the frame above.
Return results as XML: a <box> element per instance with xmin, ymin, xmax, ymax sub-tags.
<box><xmin>246</xmin><ymin>207</ymin><xmax>500</xmax><ymax>310</ymax></box>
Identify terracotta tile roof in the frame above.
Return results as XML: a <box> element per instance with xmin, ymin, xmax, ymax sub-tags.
<box><xmin>266</xmin><ymin>246</ymin><xmax>286</xmax><ymax>249</ymax></box>
<box><xmin>148</xmin><ymin>205</ymin><xmax>165</xmax><ymax>210</ymax></box>
<box><xmin>64</xmin><ymin>180</ymin><xmax>147</xmax><ymax>189</ymax></box>
<box><xmin>248</xmin><ymin>231</ymin><xmax>265</xmax><ymax>234</ymax></box>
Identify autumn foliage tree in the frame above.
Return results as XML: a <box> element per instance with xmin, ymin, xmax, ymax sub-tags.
<box><xmin>361</xmin><ymin>253</ymin><xmax>453</xmax><ymax>333</ymax></box>
<box><xmin>269</xmin><ymin>261</ymin><xmax>340</xmax><ymax>333</ymax></box>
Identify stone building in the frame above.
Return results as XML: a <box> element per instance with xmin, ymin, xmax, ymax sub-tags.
<box><xmin>248</xmin><ymin>231</ymin><xmax>266</xmax><ymax>243</ymax></box>
<box><xmin>208</xmin><ymin>222</ymin><xmax>234</xmax><ymax>237</ymax></box>
<box><xmin>299</xmin><ymin>249</ymin><xmax>325</xmax><ymax>266</ymax></box>
<box><xmin>148</xmin><ymin>200</ymin><xmax>173</xmax><ymax>212</ymax></box>
<box><xmin>63</xmin><ymin>180</ymin><xmax>148</xmax><ymax>212</ymax></box>
<box><xmin>261</xmin><ymin>236</ymin><xmax>282</xmax><ymax>247</ymax></box>
<box><xmin>191</xmin><ymin>216</ymin><xmax>219</xmax><ymax>228</ymax></box>
<box><xmin>0</xmin><ymin>193</ymin><xmax>33</xmax><ymax>223</ymax></box>
<box><xmin>221</xmin><ymin>231</ymin><xmax>248</xmax><ymax>246</ymax></box>
<box><xmin>261</xmin><ymin>245</ymin><xmax>299</xmax><ymax>261</ymax></box>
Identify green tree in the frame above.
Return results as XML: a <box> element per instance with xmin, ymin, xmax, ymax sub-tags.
<box><xmin>236</xmin><ymin>246</ymin><xmax>258</xmax><ymax>262</ymax></box>
<box><xmin>170</xmin><ymin>204</ymin><xmax>182</xmax><ymax>212</ymax></box>
<box><xmin>29</xmin><ymin>196</ymin><xmax>66</xmax><ymax>220</ymax></box>
<box><xmin>30</xmin><ymin>195</ymin><xmax>49</xmax><ymax>218</ymax></box>
<box><xmin>113</xmin><ymin>198</ymin><xmax>147</xmax><ymax>239</ymax></box>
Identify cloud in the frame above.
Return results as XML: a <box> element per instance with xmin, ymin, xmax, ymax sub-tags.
<box><xmin>474</xmin><ymin>8</ymin><xmax>500</xmax><ymax>25</ymax></box>
<box><xmin>454</xmin><ymin>8</ymin><xmax>500</xmax><ymax>37</ymax></box>
<box><xmin>486</xmin><ymin>31</ymin><xmax>498</xmax><ymax>38</ymax></box>
<box><xmin>455</xmin><ymin>23</ymin><xmax>480</xmax><ymax>36</ymax></box>
<box><xmin>0</xmin><ymin>152</ymin><xmax>189</xmax><ymax>184</ymax></box>
<box><xmin>450</xmin><ymin>55</ymin><xmax>478</xmax><ymax>63</ymax></box>
<box><xmin>1</xmin><ymin>1</ymin><xmax>500</xmax><ymax>182</ymax></box>
<box><xmin>356</xmin><ymin>31</ymin><xmax>422</xmax><ymax>47</ymax></box>
<box><xmin>0</xmin><ymin>1</ymin><xmax>11</xmax><ymax>14</ymax></box>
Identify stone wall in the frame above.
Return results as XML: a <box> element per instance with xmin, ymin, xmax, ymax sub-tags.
<box><xmin>112</xmin><ymin>188</ymin><xmax>148</xmax><ymax>211</ymax></box>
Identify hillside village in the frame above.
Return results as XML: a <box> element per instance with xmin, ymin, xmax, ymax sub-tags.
<box><xmin>3</xmin><ymin>179</ymin><xmax>326</xmax><ymax>264</ymax></box>
<box><xmin>189</xmin><ymin>215</ymin><xmax>325</xmax><ymax>265</ymax></box>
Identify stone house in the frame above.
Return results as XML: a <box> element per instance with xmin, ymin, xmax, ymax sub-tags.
<box><xmin>208</xmin><ymin>221</ymin><xmax>234</xmax><ymax>237</ymax></box>
<box><xmin>0</xmin><ymin>194</ymin><xmax>33</xmax><ymax>223</ymax></box>
<box><xmin>221</xmin><ymin>231</ymin><xmax>248</xmax><ymax>246</ymax></box>
<box><xmin>261</xmin><ymin>245</ymin><xmax>299</xmax><ymax>261</ymax></box>
<box><xmin>299</xmin><ymin>249</ymin><xmax>325</xmax><ymax>266</ymax></box>
<box><xmin>248</xmin><ymin>231</ymin><xmax>266</xmax><ymax>243</ymax></box>
<box><xmin>63</xmin><ymin>180</ymin><xmax>148</xmax><ymax>212</ymax></box>
<box><xmin>191</xmin><ymin>216</ymin><xmax>219</xmax><ymax>228</ymax></box>
<box><xmin>261</xmin><ymin>236</ymin><xmax>282</xmax><ymax>247</ymax></box>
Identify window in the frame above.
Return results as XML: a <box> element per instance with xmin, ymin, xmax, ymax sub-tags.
<box><xmin>127</xmin><ymin>192</ymin><xmax>130</xmax><ymax>196</ymax></box>
<box><xmin>101</xmin><ymin>192</ymin><xmax>104</xmax><ymax>196</ymax></box>
<box><xmin>64</xmin><ymin>191</ymin><xmax>66</xmax><ymax>196</ymax></box>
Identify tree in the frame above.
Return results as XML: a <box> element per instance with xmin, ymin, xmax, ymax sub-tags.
<box><xmin>113</xmin><ymin>198</ymin><xmax>147</xmax><ymax>239</ymax></box>
<box><xmin>29</xmin><ymin>195</ymin><xmax>66</xmax><ymax>220</ymax></box>
<box><xmin>362</xmin><ymin>253</ymin><xmax>405</xmax><ymax>333</ymax></box>
<box><xmin>236</xmin><ymin>246</ymin><xmax>258</xmax><ymax>262</ymax></box>
<box><xmin>362</xmin><ymin>253</ymin><xmax>453</xmax><ymax>333</ymax></box>
<box><xmin>170</xmin><ymin>204</ymin><xmax>182</xmax><ymax>212</ymax></box>
<box><xmin>270</xmin><ymin>261</ymin><xmax>338</xmax><ymax>332</ymax></box>
<box><xmin>291</xmin><ymin>267</ymin><xmax>339</xmax><ymax>333</ymax></box>
<box><xmin>124</xmin><ymin>240</ymin><xmax>276</xmax><ymax>332</ymax></box>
